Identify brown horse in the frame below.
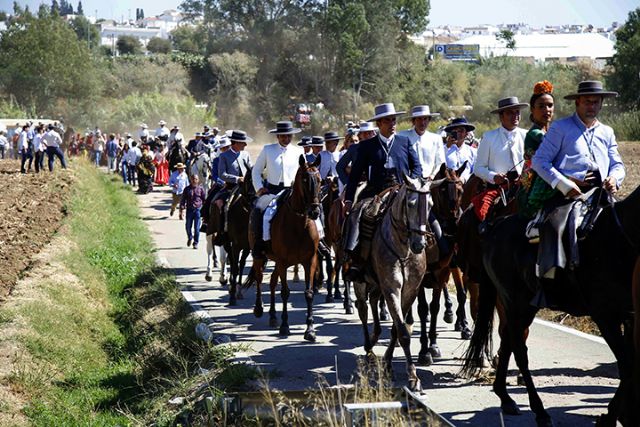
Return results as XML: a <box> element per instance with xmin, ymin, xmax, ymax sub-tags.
<box><xmin>462</xmin><ymin>186</ymin><xmax>640</xmax><ymax>427</ymax></box>
<box><xmin>354</xmin><ymin>176</ymin><xmax>431</xmax><ymax>391</ymax></box>
<box><xmin>633</xmin><ymin>258</ymin><xmax>640</xmax><ymax>422</ymax></box>
<box><xmin>416</xmin><ymin>163</ymin><xmax>472</xmax><ymax>365</ymax></box>
<box><xmin>248</xmin><ymin>155</ymin><xmax>322</xmax><ymax>341</ymax></box>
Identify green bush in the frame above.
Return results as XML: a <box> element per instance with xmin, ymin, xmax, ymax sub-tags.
<box><xmin>603</xmin><ymin>109</ymin><xmax>640</xmax><ymax>141</ymax></box>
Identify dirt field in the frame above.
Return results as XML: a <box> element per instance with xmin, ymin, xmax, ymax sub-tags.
<box><xmin>0</xmin><ymin>160</ymin><xmax>74</xmax><ymax>299</ymax></box>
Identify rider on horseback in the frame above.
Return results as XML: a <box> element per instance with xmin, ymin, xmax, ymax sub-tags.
<box><xmin>342</xmin><ymin>103</ymin><xmax>422</xmax><ymax>281</ymax></box>
<box><xmin>251</xmin><ymin>121</ymin><xmax>305</xmax><ymax>257</ymax></box>
<box><xmin>474</xmin><ymin>97</ymin><xmax>528</xmax><ymax>234</ymax></box>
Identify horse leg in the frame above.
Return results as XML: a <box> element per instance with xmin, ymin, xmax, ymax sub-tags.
<box><xmin>278</xmin><ymin>265</ymin><xmax>291</xmax><ymax>336</ymax></box>
<box><xmin>466</xmin><ymin>275</ymin><xmax>480</xmax><ymax>322</ymax></box>
<box><xmin>369</xmin><ymin>289</ymin><xmax>382</xmax><ymax>347</ymax></box>
<box><xmin>400</xmin><ymin>292</ymin><xmax>422</xmax><ymax>392</ymax></box>
<box><xmin>293</xmin><ymin>264</ymin><xmax>301</xmax><ymax>283</ymax></box>
<box><xmin>442</xmin><ymin>270</ymin><xmax>454</xmax><ymax>324</ymax></box>
<box><xmin>218</xmin><ymin>245</ymin><xmax>228</xmax><ymax>285</ymax></box>
<box><xmin>417</xmin><ymin>283</ymin><xmax>432</xmax><ymax>366</ymax></box>
<box><xmin>236</xmin><ymin>249</ymin><xmax>249</xmax><ymax>300</ymax></box>
<box><xmin>333</xmin><ymin>257</ymin><xmax>342</xmax><ymax>300</ymax></box>
<box><xmin>205</xmin><ymin>234</ymin><xmax>214</xmax><ymax>282</ymax></box>
<box><xmin>379</xmin><ymin>297</ymin><xmax>390</xmax><ymax>322</ymax></box>
<box><xmin>304</xmin><ymin>256</ymin><xmax>318</xmax><ymax>342</ymax></box>
<box><xmin>428</xmin><ymin>286</ymin><xmax>443</xmax><ymax>358</ymax></box>
<box><xmin>269</xmin><ymin>270</ymin><xmax>279</xmax><ymax>328</ymax></box>
<box><xmin>452</xmin><ymin>267</ymin><xmax>472</xmax><ymax>339</ymax></box>
<box><xmin>228</xmin><ymin>244</ymin><xmax>238</xmax><ymax>306</ymax></box>
<box><xmin>354</xmin><ymin>281</ymin><xmax>373</xmax><ymax>353</ymax></box>
<box><xmin>493</xmin><ymin>327</ymin><xmax>520</xmax><ymax>415</ymax></box>
<box><xmin>253</xmin><ymin>272</ymin><xmax>264</xmax><ymax>318</ymax></box>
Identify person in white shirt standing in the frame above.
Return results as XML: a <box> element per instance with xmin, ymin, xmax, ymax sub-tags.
<box><xmin>0</xmin><ymin>130</ymin><xmax>7</xmax><ymax>159</ymax></box>
<box><xmin>18</xmin><ymin>124</ymin><xmax>32</xmax><ymax>173</ymax></box>
<box><xmin>318</xmin><ymin>131</ymin><xmax>342</xmax><ymax>182</ymax></box>
<box><xmin>92</xmin><ymin>130</ymin><xmax>105</xmax><ymax>167</ymax></box>
<box><xmin>42</xmin><ymin>124</ymin><xmax>66</xmax><ymax>172</ymax></box>
<box><xmin>126</xmin><ymin>141</ymin><xmax>142</xmax><ymax>186</ymax></box>
<box><xmin>474</xmin><ymin>97</ymin><xmax>528</xmax><ymax>229</ymax></box>
<box><xmin>251</xmin><ymin>120</ymin><xmax>304</xmax><ymax>257</ymax></box>
<box><xmin>32</xmin><ymin>126</ymin><xmax>46</xmax><ymax>173</ymax></box>
<box><xmin>443</xmin><ymin>117</ymin><xmax>477</xmax><ymax>183</ymax></box>
<box><xmin>399</xmin><ymin>105</ymin><xmax>445</xmax><ymax>180</ymax></box>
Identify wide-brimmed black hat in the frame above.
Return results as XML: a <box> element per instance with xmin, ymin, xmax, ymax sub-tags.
<box><xmin>297</xmin><ymin>136</ymin><xmax>312</xmax><ymax>147</ymax></box>
<box><xmin>308</xmin><ymin>136</ymin><xmax>325</xmax><ymax>147</ymax></box>
<box><xmin>229</xmin><ymin>130</ymin><xmax>253</xmax><ymax>143</ymax></box>
<box><xmin>490</xmin><ymin>97</ymin><xmax>529</xmax><ymax>114</ymax></box>
<box><xmin>269</xmin><ymin>121</ymin><xmax>302</xmax><ymax>135</ymax></box>
<box><xmin>564</xmin><ymin>80</ymin><xmax>618</xmax><ymax>100</ymax></box>
<box><xmin>323</xmin><ymin>131</ymin><xmax>343</xmax><ymax>142</ymax></box>
<box><xmin>444</xmin><ymin>117</ymin><xmax>476</xmax><ymax>132</ymax></box>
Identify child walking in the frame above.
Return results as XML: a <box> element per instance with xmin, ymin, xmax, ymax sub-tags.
<box><xmin>180</xmin><ymin>174</ymin><xmax>206</xmax><ymax>249</ymax></box>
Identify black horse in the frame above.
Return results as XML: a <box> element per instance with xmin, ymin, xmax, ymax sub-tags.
<box><xmin>168</xmin><ymin>143</ymin><xmax>188</xmax><ymax>172</ymax></box>
<box><xmin>462</xmin><ymin>186</ymin><xmax>640</xmax><ymax>427</ymax></box>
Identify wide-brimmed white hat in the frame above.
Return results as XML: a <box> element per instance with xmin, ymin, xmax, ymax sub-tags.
<box><xmin>358</xmin><ymin>121</ymin><xmax>378</xmax><ymax>132</ymax></box>
<box><xmin>490</xmin><ymin>97</ymin><xmax>529</xmax><ymax>114</ymax></box>
<box><xmin>141</xmin><ymin>123</ymin><xmax>148</xmax><ymax>129</ymax></box>
<box><xmin>217</xmin><ymin>137</ymin><xmax>232</xmax><ymax>149</ymax></box>
<box><xmin>407</xmin><ymin>105</ymin><xmax>440</xmax><ymax>119</ymax></box>
<box><xmin>158</xmin><ymin>120</ymin><xmax>166</xmax><ymax>125</ymax></box>
<box><xmin>368</xmin><ymin>103</ymin><xmax>405</xmax><ymax>122</ymax></box>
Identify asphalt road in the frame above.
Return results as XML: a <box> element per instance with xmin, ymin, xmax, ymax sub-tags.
<box><xmin>138</xmin><ymin>186</ymin><xmax>619</xmax><ymax>426</ymax></box>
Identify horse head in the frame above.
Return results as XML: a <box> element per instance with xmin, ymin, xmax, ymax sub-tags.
<box><xmin>430</xmin><ymin>162</ymin><xmax>466</xmax><ymax>230</ymax></box>
<box><xmin>292</xmin><ymin>154</ymin><xmax>322</xmax><ymax>220</ymax></box>
<box><xmin>396</xmin><ymin>174</ymin><xmax>432</xmax><ymax>254</ymax></box>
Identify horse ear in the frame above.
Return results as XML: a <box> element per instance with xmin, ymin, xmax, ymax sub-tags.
<box><xmin>456</xmin><ymin>161</ymin><xmax>468</xmax><ymax>177</ymax></box>
<box><xmin>299</xmin><ymin>154</ymin><xmax>306</xmax><ymax>167</ymax></box>
<box><xmin>437</xmin><ymin>162</ymin><xmax>447</xmax><ymax>178</ymax></box>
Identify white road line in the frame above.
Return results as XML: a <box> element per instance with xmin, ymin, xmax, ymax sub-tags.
<box><xmin>532</xmin><ymin>317</ymin><xmax>607</xmax><ymax>345</ymax></box>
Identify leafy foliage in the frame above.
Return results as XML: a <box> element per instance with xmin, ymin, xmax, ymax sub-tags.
<box><xmin>117</xmin><ymin>35</ymin><xmax>143</xmax><ymax>55</ymax></box>
<box><xmin>69</xmin><ymin>15</ymin><xmax>100</xmax><ymax>49</ymax></box>
<box><xmin>496</xmin><ymin>29</ymin><xmax>516</xmax><ymax>50</ymax></box>
<box><xmin>147</xmin><ymin>37</ymin><xmax>172</xmax><ymax>54</ymax></box>
<box><xmin>608</xmin><ymin>7</ymin><xmax>640</xmax><ymax>109</ymax></box>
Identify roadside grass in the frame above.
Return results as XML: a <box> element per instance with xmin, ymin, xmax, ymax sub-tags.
<box><xmin>2</xmin><ymin>159</ymin><xmax>256</xmax><ymax>426</ymax></box>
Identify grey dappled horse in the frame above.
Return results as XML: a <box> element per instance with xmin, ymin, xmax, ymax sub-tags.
<box><xmin>354</xmin><ymin>175</ymin><xmax>432</xmax><ymax>391</ymax></box>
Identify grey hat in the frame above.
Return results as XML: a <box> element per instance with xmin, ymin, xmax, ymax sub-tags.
<box><xmin>229</xmin><ymin>130</ymin><xmax>253</xmax><ymax>143</ymax></box>
<box><xmin>269</xmin><ymin>121</ymin><xmax>302</xmax><ymax>135</ymax></box>
<box><xmin>490</xmin><ymin>97</ymin><xmax>529</xmax><ymax>114</ymax></box>
<box><xmin>368</xmin><ymin>103</ymin><xmax>405</xmax><ymax>122</ymax></box>
<box><xmin>308</xmin><ymin>136</ymin><xmax>325</xmax><ymax>147</ymax></box>
<box><xmin>297</xmin><ymin>136</ymin><xmax>312</xmax><ymax>147</ymax></box>
<box><xmin>407</xmin><ymin>105</ymin><xmax>440</xmax><ymax>119</ymax></box>
<box><xmin>564</xmin><ymin>80</ymin><xmax>618</xmax><ymax>100</ymax></box>
<box><xmin>217</xmin><ymin>137</ymin><xmax>231</xmax><ymax>149</ymax></box>
<box><xmin>358</xmin><ymin>121</ymin><xmax>378</xmax><ymax>132</ymax></box>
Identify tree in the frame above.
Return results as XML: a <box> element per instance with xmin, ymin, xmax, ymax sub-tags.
<box><xmin>496</xmin><ymin>29</ymin><xmax>516</xmax><ymax>51</ymax></box>
<box><xmin>171</xmin><ymin>25</ymin><xmax>206</xmax><ymax>54</ymax></box>
<box><xmin>0</xmin><ymin>8</ymin><xmax>100</xmax><ymax>113</ymax></box>
<box><xmin>608</xmin><ymin>7</ymin><xmax>640</xmax><ymax>109</ymax></box>
<box><xmin>51</xmin><ymin>0</ymin><xmax>60</xmax><ymax>15</ymax></box>
<box><xmin>117</xmin><ymin>35</ymin><xmax>143</xmax><ymax>55</ymax></box>
<box><xmin>70</xmin><ymin>15</ymin><xmax>100</xmax><ymax>49</ymax></box>
<box><xmin>76</xmin><ymin>0</ymin><xmax>83</xmax><ymax>15</ymax></box>
<box><xmin>147</xmin><ymin>37</ymin><xmax>172</xmax><ymax>54</ymax></box>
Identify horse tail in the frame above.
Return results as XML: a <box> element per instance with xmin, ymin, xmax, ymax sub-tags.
<box><xmin>242</xmin><ymin>266</ymin><xmax>257</xmax><ymax>289</ymax></box>
<box><xmin>460</xmin><ymin>266</ymin><xmax>496</xmax><ymax>378</ymax></box>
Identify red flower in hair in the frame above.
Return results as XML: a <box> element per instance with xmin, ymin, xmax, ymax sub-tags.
<box><xmin>533</xmin><ymin>80</ymin><xmax>553</xmax><ymax>95</ymax></box>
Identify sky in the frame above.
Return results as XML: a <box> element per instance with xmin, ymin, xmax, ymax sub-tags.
<box><xmin>1</xmin><ymin>0</ymin><xmax>638</xmax><ymax>27</ymax></box>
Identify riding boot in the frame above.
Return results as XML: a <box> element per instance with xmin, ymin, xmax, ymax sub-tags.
<box><xmin>429</xmin><ymin>214</ymin><xmax>450</xmax><ymax>259</ymax></box>
<box><xmin>318</xmin><ymin>239</ymin><xmax>331</xmax><ymax>259</ymax></box>
<box><xmin>250</xmin><ymin>207</ymin><xmax>266</xmax><ymax>259</ymax></box>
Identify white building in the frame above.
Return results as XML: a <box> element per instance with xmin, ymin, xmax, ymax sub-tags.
<box><xmin>454</xmin><ymin>32</ymin><xmax>615</xmax><ymax>62</ymax></box>
<box><xmin>100</xmin><ymin>25</ymin><xmax>163</xmax><ymax>48</ymax></box>
<box><xmin>139</xmin><ymin>9</ymin><xmax>184</xmax><ymax>38</ymax></box>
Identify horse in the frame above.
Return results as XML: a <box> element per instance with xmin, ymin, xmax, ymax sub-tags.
<box><xmin>325</xmin><ymin>193</ymin><xmax>354</xmax><ymax>314</ymax></box>
<box><xmin>248</xmin><ymin>155</ymin><xmax>322</xmax><ymax>341</ymax></box>
<box><xmin>189</xmin><ymin>152</ymin><xmax>211</xmax><ymax>191</ymax></box>
<box><xmin>353</xmin><ymin>175</ymin><xmax>431</xmax><ymax>391</ymax></box>
<box><xmin>168</xmin><ymin>143</ymin><xmax>188</xmax><ymax>172</ymax></box>
<box><xmin>204</xmin><ymin>189</ymin><xmax>227</xmax><ymax>286</ymax></box>
<box><xmin>224</xmin><ymin>170</ymin><xmax>255</xmax><ymax>306</ymax></box>
<box><xmin>416</xmin><ymin>163</ymin><xmax>472</xmax><ymax>366</ymax></box>
<box><xmin>462</xmin><ymin>186</ymin><xmax>640</xmax><ymax>427</ymax></box>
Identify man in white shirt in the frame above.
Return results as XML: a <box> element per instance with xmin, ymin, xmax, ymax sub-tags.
<box><xmin>251</xmin><ymin>121</ymin><xmax>304</xmax><ymax>256</ymax></box>
<box><xmin>126</xmin><ymin>141</ymin><xmax>142</xmax><ymax>186</ymax></box>
<box><xmin>32</xmin><ymin>126</ymin><xmax>45</xmax><ymax>173</ymax></box>
<box><xmin>139</xmin><ymin>123</ymin><xmax>149</xmax><ymax>141</ymax></box>
<box><xmin>399</xmin><ymin>105</ymin><xmax>445</xmax><ymax>179</ymax></box>
<box><xmin>155</xmin><ymin>120</ymin><xmax>170</xmax><ymax>144</ymax></box>
<box><xmin>42</xmin><ymin>124</ymin><xmax>67</xmax><ymax>172</ymax></box>
<box><xmin>443</xmin><ymin>117</ymin><xmax>477</xmax><ymax>183</ymax></box>
<box><xmin>18</xmin><ymin>124</ymin><xmax>32</xmax><ymax>173</ymax></box>
<box><xmin>0</xmin><ymin>130</ymin><xmax>7</xmax><ymax>159</ymax></box>
<box><xmin>474</xmin><ymin>97</ymin><xmax>528</xmax><ymax>224</ymax></box>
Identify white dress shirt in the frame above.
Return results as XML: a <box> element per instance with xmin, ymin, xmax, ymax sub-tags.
<box><xmin>399</xmin><ymin>128</ymin><xmax>445</xmax><ymax>179</ymax></box>
<box><xmin>32</xmin><ymin>134</ymin><xmax>44</xmax><ymax>152</ymax></box>
<box><xmin>18</xmin><ymin>130</ymin><xmax>29</xmax><ymax>152</ymax></box>
<box><xmin>475</xmin><ymin>126</ymin><xmax>526</xmax><ymax>183</ymax></box>
<box><xmin>41</xmin><ymin>130</ymin><xmax>63</xmax><ymax>148</ymax></box>
<box><xmin>156</xmin><ymin>126</ymin><xmax>170</xmax><ymax>139</ymax></box>
<box><xmin>445</xmin><ymin>143</ymin><xmax>476</xmax><ymax>182</ymax></box>
<box><xmin>252</xmin><ymin>142</ymin><xmax>304</xmax><ymax>192</ymax></box>
<box><xmin>318</xmin><ymin>150</ymin><xmax>340</xmax><ymax>179</ymax></box>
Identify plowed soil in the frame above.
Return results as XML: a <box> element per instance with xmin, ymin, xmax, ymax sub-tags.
<box><xmin>0</xmin><ymin>160</ymin><xmax>74</xmax><ymax>298</ymax></box>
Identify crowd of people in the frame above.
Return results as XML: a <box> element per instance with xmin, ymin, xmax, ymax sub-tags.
<box><xmin>0</xmin><ymin>121</ymin><xmax>67</xmax><ymax>173</ymax></box>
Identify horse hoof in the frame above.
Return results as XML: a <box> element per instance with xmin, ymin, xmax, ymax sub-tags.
<box><xmin>219</xmin><ymin>278</ymin><xmax>228</xmax><ymax>286</ymax></box>
<box><xmin>279</xmin><ymin>325</ymin><xmax>290</xmax><ymax>336</ymax></box>
<box><xmin>461</xmin><ymin>327</ymin><xmax>473</xmax><ymax>340</ymax></box>
<box><xmin>205</xmin><ymin>274</ymin><xmax>212</xmax><ymax>282</ymax></box>
<box><xmin>409</xmin><ymin>379</ymin><xmax>422</xmax><ymax>393</ymax></box>
<box><xmin>254</xmin><ymin>306</ymin><xmax>264</xmax><ymax>318</ymax></box>
<box><xmin>304</xmin><ymin>330</ymin><xmax>317</xmax><ymax>342</ymax></box>
<box><xmin>236</xmin><ymin>292</ymin><xmax>244</xmax><ymax>300</ymax></box>
<box><xmin>380</xmin><ymin>311</ymin><xmax>390</xmax><ymax>322</ymax></box>
<box><xmin>429</xmin><ymin>345</ymin><xmax>442</xmax><ymax>358</ymax></box>
<box><xmin>228</xmin><ymin>298</ymin><xmax>237</xmax><ymax>307</ymax></box>
<box><xmin>345</xmin><ymin>305</ymin><xmax>354</xmax><ymax>315</ymax></box>
<box><xmin>313</xmin><ymin>287</ymin><xmax>319</xmax><ymax>295</ymax></box>
<box><xmin>269</xmin><ymin>317</ymin><xmax>278</xmax><ymax>328</ymax></box>
<box><xmin>293</xmin><ymin>275</ymin><xmax>300</xmax><ymax>283</ymax></box>
<box><xmin>517</xmin><ymin>374</ymin><xmax>525</xmax><ymax>386</ymax></box>
<box><xmin>334</xmin><ymin>290</ymin><xmax>342</xmax><ymax>300</ymax></box>
<box><xmin>501</xmin><ymin>400</ymin><xmax>521</xmax><ymax>416</ymax></box>
<box><xmin>454</xmin><ymin>321</ymin><xmax>462</xmax><ymax>331</ymax></box>
<box><xmin>444</xmin><ymin>311</ymin><xmax>454</xmax><ymax>324</ymax></box>
<box><xmin>491</xmin><ymin>354</ymin><xmax>500</xmax><ymax>369</ymax></box>
<box><xmin>325</xmin><ymin>295</ymin><xmax>334</xmax><ymax>304</ymax></box>
<box><xmin>417</xmin><ymin>353</ymin><xmax>433</xmax><ymax>366</ymax></box>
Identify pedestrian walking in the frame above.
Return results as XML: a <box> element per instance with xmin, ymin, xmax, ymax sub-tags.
<box><xmin>179</xmin><ymin>174</ymin><xmax>206</xmax><ymax>249</ymax></box>
<box><xmin>42</xmin><ymin>124</ymin><xmax>67</xmax><ymax>172</ymax></box>
<box><xmin>168</xmin><ymin>162</ymin><xmax>188</xmax><ymax>216</ymax></box>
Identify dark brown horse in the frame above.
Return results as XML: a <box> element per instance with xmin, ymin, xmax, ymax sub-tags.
<box><xmin>224</xmin><ymin>170</ymin><xmax>255</xmax><ymax>306</ymax></box>
<box><xmin>417</xmin><ymin>163</ymin><xmax>472</xmax><ymax>365</ymax></box>
<box><xmin>354</xmin><ymin>176</ymin><xmax>432</xmax><ymax>391</ymax></box>
<box><xmin>248</xmin><ymin>155</ymin><xmax>322</xmax><ymax>341</ymax></box>
<box><xmin>462</xmin><ymin>186</ymin><xmax>640</xmax><ymax>427</ymax></box>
